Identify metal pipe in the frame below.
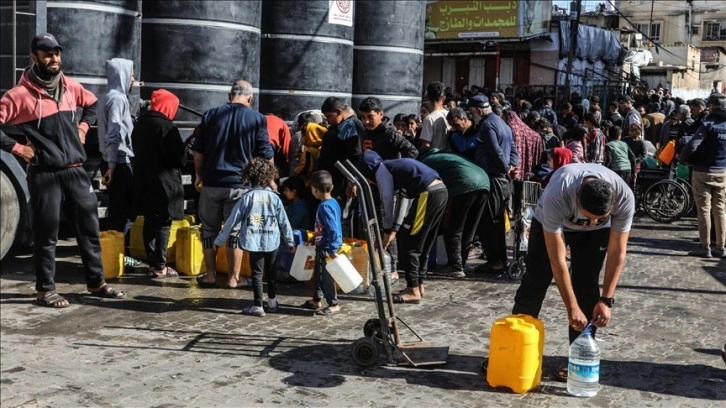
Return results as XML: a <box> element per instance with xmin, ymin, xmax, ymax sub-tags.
<box><xmin>495</xmin><ymin>43</ymin><xmax>501</xmax><ymax>91</ymax></box>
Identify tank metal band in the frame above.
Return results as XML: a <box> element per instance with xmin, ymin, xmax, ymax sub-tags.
<box><xmin>47</xmin><ymin>2</ymin><xmax>140</xmax><ymax>17</ymax></box>
<box><xmin>142</xmin><ymin>18</ymin><xmax>261</xmax><ymax>35</ymax></box>
<box><xmin>353</xmin><ymin>45</ymin><xmax>424</xmax><ymax>55</ymax></box>
<box><xmin>143</xmin><ymin>82</ymin><xmax>259</xmax><ymax>93</ymax></box>
<box><xmin>352</xmin><ymin>94</ymin><xmax>420</xmax><ymax>101</ymax></box>
<box><xmin>262</xmin><ymin>34</ymin><xmax>354</xmax><ymax>46</ymax></box>
<box><xmin>258</xmin><ymin>89</ymin><xmax>352</xmax><ymax>98</ymax></box>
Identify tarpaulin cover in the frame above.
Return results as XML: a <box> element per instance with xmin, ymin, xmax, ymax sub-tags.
<box><xmin>560</xmin><ymin>21</ymin><xmax>627</xmax><ymax>64</ymax></box>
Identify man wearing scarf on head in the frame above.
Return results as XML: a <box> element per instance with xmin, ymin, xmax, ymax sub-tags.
<box><xmin>0</xmin><ymin>33</ymin><xmax>126</xmax><ymax>307</ymax></box>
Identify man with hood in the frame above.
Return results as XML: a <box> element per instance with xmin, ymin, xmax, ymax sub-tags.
<box><xmin>356</xmin><ymin>150</ymin><xmax>448</xmax><ymax>304</ymax></box>
<box><xmin>97</xmin><ymin>58</ymin><xmax>136</xmax><ymax>239</ymax></box>
<box><xmin>131</xmin><ymin>89</ymin><xmax>186</xmax><ymax>277</ymax></box>
<box><xmin>0</xmin><ymin>33</ymin><xmax>125</xmax><ymax>307</ymax></box>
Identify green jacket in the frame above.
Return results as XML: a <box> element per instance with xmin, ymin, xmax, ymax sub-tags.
<box><xmin>421</xmin><ymin>149</ymin><xmax>490</xmax><ymax>196</ymax></box>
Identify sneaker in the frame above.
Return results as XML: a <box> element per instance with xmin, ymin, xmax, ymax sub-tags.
<box><xmin>242</xmin><ymin>305</ymin><xmax>265</xmax><ymax>317</ymax></box>
<box><xmin>688</xmin><ymin>247</ymin><xmax>712</xmax><ymax>258</ymax></box>
<box><xmin>265</xmin><ymin>298</ymin><xmax>279</xmax><ymax>313</ymax></box>
<box><xmin>429</xmin><ymin>265</ymin><xmax>466</xmax><ymax>278</ymax></box>
<box><xmin>467</xmin><ymin>246</ymin><xmax>484</xmax><ymax>260</ymax></box>
<box><xmin>712</xmin><ymin>247</ymin><xmax>726</xmax><ymax>258</ymax></box>
<box><xmin>124</xmin><ymin>256</ymin><xmax>143</xmax><ymax>268</ymax></box>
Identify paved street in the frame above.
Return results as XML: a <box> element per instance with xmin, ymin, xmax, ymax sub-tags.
<box><xmin>1</xmin><ymin>214</ymin><xmax>725</xmax><ymax>407</ymax></box>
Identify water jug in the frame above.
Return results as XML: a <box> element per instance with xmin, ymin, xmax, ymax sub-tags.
<box><xmin>487</xmin><ymin>314</ymin><xmax>544</xmax><ymax>393</ymax></box>
<box><xmin>567</xmin><ymin>322</ymin><xmax>601</xmax><ymax>397</ymax></box>
<box><xmin>325</xmin><ymin>254</ymin><xmax>363</xmax><ymax>293</ymax></box>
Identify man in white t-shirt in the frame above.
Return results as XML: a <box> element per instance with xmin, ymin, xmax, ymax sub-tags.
<box><xmin>512</xmin><ymin>163</ymin><xmax>635</xmax><ymax>348</ymax></box>
<box><xmin>419</xmin><ymin>81</ymin><xmax>451</xmax><ymax>150</ymax></box>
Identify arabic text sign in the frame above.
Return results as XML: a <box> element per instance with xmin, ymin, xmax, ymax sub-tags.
<box><xmin>329</xmin><ymin>0</ymin><xmax>353</xmax><ymax>27</ymax></box>
<box><xmin>426</xmin><ymin>0</ymin><xmax>519</xmax><ymax>39</ymax></box>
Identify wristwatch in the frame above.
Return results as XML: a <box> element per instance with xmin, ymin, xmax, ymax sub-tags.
<box><xmin>599</xmin><ymin>296</ymin><xmax>615</xmax><ymax>308</ymax></box>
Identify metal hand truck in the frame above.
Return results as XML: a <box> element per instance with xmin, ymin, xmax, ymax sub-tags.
<box><xmin>334</xmin><ymin>160</ymin><xmax>449</xmax><ymax>368</ymax></box>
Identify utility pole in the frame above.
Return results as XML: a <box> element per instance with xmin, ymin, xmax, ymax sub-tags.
<box><xmin>564</xmin><ymin>0</ymin><xmax>582</xmax><ymax>100</ymax></box>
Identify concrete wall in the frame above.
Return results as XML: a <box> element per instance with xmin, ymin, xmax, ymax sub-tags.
<box><xmin>618</xmin><ymin>0</ymin><xmax>726</xmax><ymax>47</ymax></box>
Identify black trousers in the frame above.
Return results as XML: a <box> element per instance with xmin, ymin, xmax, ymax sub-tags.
<box><xmin>143</xmin><ymin>214</ymin><xmax>172</xmax><ymax>270</ymax></box>
<box><xmin>479</xmin><ymin>176</ymin><xmax>512</xmax><ymax>265</ymax></box>
<box><xmin>398</xmin><ymin>185</ymin><xmax>448</xmax><ymax>288</ymax></box>
<box><xmin>249</xmin><ymin>249</ymin><xmax>279</xmax><ymax>307</ymax></box>
<box><xmin>444</xmin><ymin>189</ymin><xmax>489</xmax><ymax>270</ymax></box>
<box><xmin>512</xmin><ymin>219</ymin><xmax>610</xmax><ymax>343</ymax></box>
<box><xmin>100</xmin><ymin>161</ymin><xmax>134</xmax><ymax>233</ymax></box>
<box><xmin>27</xmin><ymin>166</ymin><xmax>105</xmax><ymax>292</ymax></box>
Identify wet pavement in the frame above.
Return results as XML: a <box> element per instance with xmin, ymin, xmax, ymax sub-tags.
<box><xmin>1</xmin><ymin>214</ymin><xmax>725</xmax><ymax>407</ymax></box>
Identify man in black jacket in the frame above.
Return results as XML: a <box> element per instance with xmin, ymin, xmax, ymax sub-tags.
<box><xmin>317</xmin><ymin>97</ymin><xmax>364</xmax><ymax>204</ymax></box>
<box><xmin>0</xmin><ymin>33</ymin><xmax>125</xmax><ymax>306</ymax></box>
<box><xmin>358</xmin><ymin>97</ymin><xmax>418</xmax><ymax>160</ymax></box>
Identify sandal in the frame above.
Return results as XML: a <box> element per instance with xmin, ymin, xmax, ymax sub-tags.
<box><xmin>228</xmin><ymin>276</ymin><xmax>252</xmax><ymax>289</ymax></box>
<box><xmin>315</xmin><ymin>305</ymin><xmax>341</xmax><ymax>316</ymax></box>
<box><xmin>35</xmin><ymin>292</ymin><xmax>70</xmax><ymax>308</ymax></box>
<box><xmin>299</xmin><ymin>300</ymin><xmax>321</xmax><ymax>310</ymax></box>
<box><xmin>392</xmin><ymin>293</ymin><xmax>421</xmax><ymax>304</ymax></box>
<box><xmin>88</xmin><ymin>284</ymin><xmax>126</xmax><ymax>299</ymax></box>
<box><xmin>153</xmin><ymin>266</ymin><xmax>179</xmax><ymax>278</ymax></box>
<box><xmin>196</xmin><ymin>274</ymin><xmax>218</xmax><ymax>288</ymax></box>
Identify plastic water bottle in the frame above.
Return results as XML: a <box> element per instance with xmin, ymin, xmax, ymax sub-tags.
<box><xmin>567</xmin><ymin>322</ymin><xmax>601</xmax><ymax>397</ymax></box>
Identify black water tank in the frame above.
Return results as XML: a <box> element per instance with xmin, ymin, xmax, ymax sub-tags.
<box><xmin>259</xmin><ymin>1</ymin><xmax>354</xmax><ymax>121</ymax></box>
<box><xmin>46</xmin><ymin>0</ymin><xmax>141</xmax><ymax>99</ymax></box>
<box><xmin>352</xmin><ymin>1</ymin><xmax>425</xmax><ymax>116</ymax></box>
<box><xmin>141</xmin><ymin>1</ymin><xmax>261</xmax><ymax>121</ymax></box>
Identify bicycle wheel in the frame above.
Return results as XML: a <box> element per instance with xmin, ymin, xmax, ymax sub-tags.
<box><xmin>675</xmin><ymin>178</ymin><xmax>695</xmax><ymax>216</ymax></box>
<box><xmin>643</xmin><ymin>180</ymin><xmax>689</xmax><ymax>223</ymax></box>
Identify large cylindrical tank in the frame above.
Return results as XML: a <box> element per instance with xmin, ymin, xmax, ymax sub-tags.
<box><xmin>46</xmin><ymin>0</ymin><xmax>142</xmax><ymax>99</ymax></box>
<box><xmin>352</xmin><ymin>1</ymin><xmax>425</xmax><ymax>116</ymax></box>
<box><xmin>141</xmin><ymin>1</ymin><xmax>261</xmax><ymax>121</ymax></box>
<box><xmin>259</xmin><ymin>1</ymin><xmax>354</xmax><ymax>121</ymax></box>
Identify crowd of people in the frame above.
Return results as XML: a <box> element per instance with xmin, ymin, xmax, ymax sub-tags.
<box><xmin>1</xmin><ymin>33</ymin><xmax>724</xmax><ymax>366</ymax></box>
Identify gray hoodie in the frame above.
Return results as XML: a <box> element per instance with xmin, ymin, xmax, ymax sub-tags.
<box><xmin>97</xmin><ymin>58</ymin><xmax>134</xmax><ymax>167</ymax></box>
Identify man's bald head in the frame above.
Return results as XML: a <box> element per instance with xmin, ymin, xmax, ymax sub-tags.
<box><xmin>229</xmin><ymin>80</ymin><xmax>253</xmax><ymax>105</ymax></box>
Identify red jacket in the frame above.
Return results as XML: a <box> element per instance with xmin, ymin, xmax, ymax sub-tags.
<box><xmin>0</xmin><ymin>66</ymin><xmax>97</xmax><ymax>168</ymax></box>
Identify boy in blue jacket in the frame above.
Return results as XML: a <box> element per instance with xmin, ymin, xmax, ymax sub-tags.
<box><xmin>300</xmin><ymin>170</ymin><xmax>343</xmax><ymax>315</ymax></box>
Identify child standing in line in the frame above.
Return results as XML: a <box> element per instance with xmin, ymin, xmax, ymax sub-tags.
<box><xmin>300</xmin><ymin>170</ymin><xmax>343</xmax><ymax>316</ymax></box>
<box><xmin>215</xmin><ymin>158</ymin><xmax>295</xmax><ymax>317</ymax></box>
<box><xmin>282</xmin><ymin>175</ymin><xmax>313</xmax><ymax>231</ymax></box>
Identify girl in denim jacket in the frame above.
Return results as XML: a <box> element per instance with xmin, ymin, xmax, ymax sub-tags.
<box><xmin>215</xmin><ymin>158</ymin><xmax>295</xmax><ymax>316</ymax></box>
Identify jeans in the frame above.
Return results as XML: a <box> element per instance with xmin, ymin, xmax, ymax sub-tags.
<box><xmin>443</xmin><ymin>189</ymin><xmax>488</xmax><ymax>270</ymax></box>
<box><xmin>313</xmin><ymin>249</ymin><xmax>338</xmax><ymax>306</ymax></box>
<box><xmin>27</xmin><ymin>166</ymin><xmax>105</xmax><ymax>292</ymax></box>
<box><xmin>398</xmin><ymin>185</ymin><xmax>448</xmax><ymax>288</ymax></box>
<box><xmin>249</xmin><ymin>249</ymin><xmax>279</xmax><ymax>307</ymax></box>
<box><xmin>143</xmin><ymin>214</ymin><xmax>172</xmax><ymax>270</ymax></box>
<box><xmin>691</xmin><ymin>171</ymin><xmax>726</xmax><ymax>248</ymax></box>
<box><xmin>512</xmin><ymin>219</ymin><xmax>610</xmax><ymax>343</ymax></box>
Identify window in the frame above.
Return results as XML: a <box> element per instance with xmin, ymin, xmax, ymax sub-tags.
<box><xmin>703</xmin><ymin>22</ymin><xmax>725</xmax><ymax>41</ymax></box>
<box><xmin>635</xmin><ymin>22</ymin><xmax>662</xmax><ymax>44</ymax></box>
